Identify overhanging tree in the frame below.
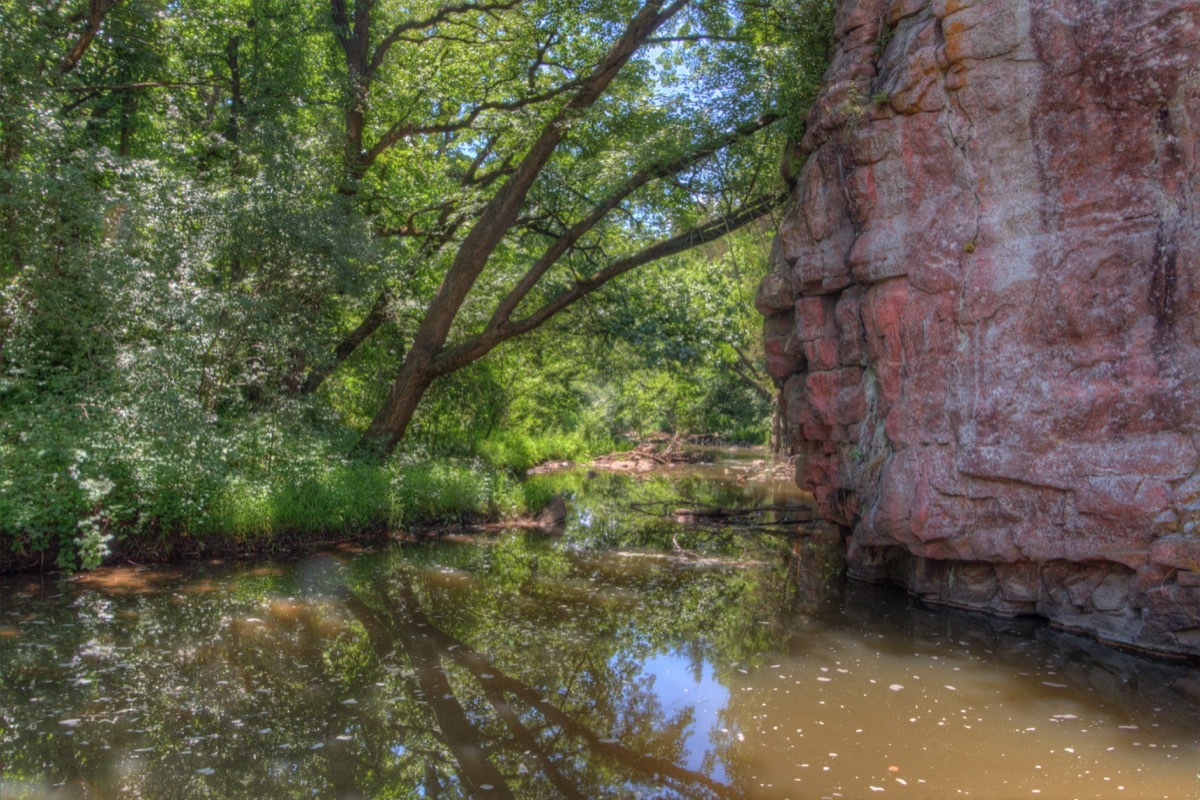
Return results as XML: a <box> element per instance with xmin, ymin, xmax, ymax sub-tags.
<box><xmin>2</xmin><ymin>0</ymin><xmax>833</xmax><ymax>462</ymax></box>
<box><xmin>285</xmin><ymin>0</ymin><xmax>823</xmax><ymax>458</ymax></box>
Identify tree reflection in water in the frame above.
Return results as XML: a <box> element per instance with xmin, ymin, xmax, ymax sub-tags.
<box><xmin>11</xmin><ymin>466</ymin><xmax>1188</xmax><ymax>799</ymax></box>
<box><xmin>0</xmin><ymin>493</ymin><xmax>799</xmax><ymax>800</ymax></box>
<box><xmin>345</xmin><ymin>559</ymin><xmax>749</xmax><ymax>799</ymax></box>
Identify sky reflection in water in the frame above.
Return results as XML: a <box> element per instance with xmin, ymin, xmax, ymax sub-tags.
<box><xmin>1</xmin><ymin>460</ymin><xmax>1197</xmax><ymax>799</ymax></box>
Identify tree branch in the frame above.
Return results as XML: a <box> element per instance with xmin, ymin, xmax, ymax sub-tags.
<box><xmin>368</xmin><ymin>0</ymin><xmax>521</xmax><ymax>77</ymax></box>
<box><xmin>55</xmin><ymin>80</ymin><xmax>222</xmax><ymax>93</ymax></box>
<box><xmin>361</xmin><ymin>77</ymin><xmax>583</xmax><ymax>169</ymax></box>
<box><xmin>298</xmin><ymin>289</ymin><xmax>393</xmax><ymax>395</ymax></box>
<box><xmin>432</xmin><ymin>191</ymin><xmax>786</xmax><ymax>376</ymax></box>
<box><xmin>59</xmin><ymin>0</ymin><xmax>125</xmax><ymax>76</ymax></box>
<box><xmin>486</xmin><ymin>112</ymin><xmax>778</xmax><ymax>330</ymax></box>
<box><xmin>727</xmin><ymin>347</ymin><xmax>773</xmax><ymax>402</ymax></box>
<box><xmin>297</xmin><ymin>214</ymin><xmax>465</xmax><ymax>394</ymax></box>
<box><xmin>646</xmin><ymin>34</ymin><xmax>741</xmax><ymax>44</ymax></box>
<box><xmin>357</xmin><ymin>0</ymin><xmax>691</xmax><ymax>455</ymax></box>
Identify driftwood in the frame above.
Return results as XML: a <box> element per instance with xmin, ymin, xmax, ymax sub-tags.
<box><xmin>590</xmin><ymin>434</ymin><xmax>708</xmax><ymax>471</ymax></box>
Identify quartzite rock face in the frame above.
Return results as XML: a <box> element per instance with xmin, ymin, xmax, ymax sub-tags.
<box><xmin>763</xmin><ymin>0</ymin><xmax>1200</xmax><ymax>655</ymax></box>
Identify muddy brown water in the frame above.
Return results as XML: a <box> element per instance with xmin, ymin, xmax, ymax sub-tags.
<box><xmin>1</xmin><ymin>454</ymin><xmax>1196</xmax><ymax>799</ymax></box>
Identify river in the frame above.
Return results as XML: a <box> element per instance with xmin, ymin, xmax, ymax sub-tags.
<box><xmin>1</xmin><ymin>452</ymin><xmax>1196</xmax><ymax>799</ymax></box>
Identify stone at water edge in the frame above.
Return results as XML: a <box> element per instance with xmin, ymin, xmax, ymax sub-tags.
<box><xmin>535</xmin><ymin>494</ymin><xmax>569</xmax><ymax>532</ymax></box>
<box><xmin>762</xmin><ymin>0</ymin><xmax>1200</xmax><ymax>656</ymax></box>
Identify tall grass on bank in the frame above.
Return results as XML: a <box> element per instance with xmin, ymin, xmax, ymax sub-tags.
<box><xmin>203</xmin><ymin>459</ymin><xmax>528</xmax><ymax>542</ymax></box>
<box><xmin>0</xmin><ymin>413</ymin><xmax>607</xmax><ymax>572</ymax></box>
<box><xmin>474</xmin><ymin>428</ymin><xmax>606</xmax><ymax>474</ymax></box>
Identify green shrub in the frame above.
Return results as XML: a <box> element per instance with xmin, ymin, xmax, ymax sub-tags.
<box><xmin>476</xmin><ymin>428</ymin><xmax>605</xmax><ymax>473</ymax></box>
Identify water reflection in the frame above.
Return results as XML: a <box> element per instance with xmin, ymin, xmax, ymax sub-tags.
<box><xmin>1</xmin><ymin>462</ymin><xmax>1197</xmax><ymax>799</ymax></box>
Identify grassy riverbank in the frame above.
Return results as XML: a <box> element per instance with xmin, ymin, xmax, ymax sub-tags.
<box><xmin>0</xmin><ymin>423</ymin><xmax>610</xmax><ymax>573</ymax></box>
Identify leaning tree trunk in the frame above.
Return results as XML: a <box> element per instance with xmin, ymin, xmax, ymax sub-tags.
<box><xmin>354</xmin><ymin>357</ymin><xmax>435</xmax><ymax>458</ymax></box>
<box><xmin>352</xmin><ymin>1</ymin><xmax>683</xmax><ymax>459</ymax></box>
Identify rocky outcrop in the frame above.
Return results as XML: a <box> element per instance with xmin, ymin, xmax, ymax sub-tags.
<box><xmin>762</xmin><ymin>0</ymin><xmax>1200</xmax><ymax>655</ymax></box>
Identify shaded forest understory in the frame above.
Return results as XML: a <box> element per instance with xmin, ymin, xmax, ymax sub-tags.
<box><xmin>1</xmin><ymin>0</ymin><xmax>835</xmax><ymax>570</ymax></box>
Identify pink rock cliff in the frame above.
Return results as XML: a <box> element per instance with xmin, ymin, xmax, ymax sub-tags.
<box><xmin>763</xmin><ymin>0</ymin><xmax>1200</xmax><ymax>655</ymax></box>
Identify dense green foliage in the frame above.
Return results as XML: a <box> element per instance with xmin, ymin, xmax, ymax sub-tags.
<box><xmin>0</xmin><ymin>0</ymin><xmax>834</xmax><ymax>568</ymax></box>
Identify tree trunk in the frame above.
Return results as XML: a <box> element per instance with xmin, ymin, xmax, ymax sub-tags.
<box><xmin>117</xmin><ymin>90</ymin><xmax>137</xmax><ymax>156</ymax></box>
<box><xmin>224</xmin><ymin>34</ymin><xmax>244</xmax><ymax>158</ymax></box>
<box><xmin>0</xmin><ymin>117</ymin><xmax>21</xmax><ymax>275</ymax></box>
<box><xmin>354</xmin><ymin>356</ymin><xmax>435</xmax><ymax>458</ymax></box>
<box><xmin>354</xmin><ymin>189</ymin><xmax>782</xmax><ymax>459</ymax></box>
<box><xmin>60</xmin><ymin>0</ymin><xmax>125</xmax><ymax>76</ymax></box>
<box><xmin>352</xmin><ymin>0</ymin><xmax>684</xmax><ymax>459</ymax></box>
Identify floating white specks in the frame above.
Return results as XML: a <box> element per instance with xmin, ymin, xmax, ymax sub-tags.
<box><xmin>944</xmin><ymin>685</ymin><xmax>956</xmax><ymax>691</ymax></box>
<box><xmin>896</xmin><ymin>778</ymin><xmax>907</xmax><ymax>785</ymax></box>
<box><xmin>310</xmin><ymin>743</ymin><xmax>324</xmax><ymax>750</ymax></box>
<box><xmin>889</xmin><ymin>684</ymin><xmax>904</xmax><ymax>692</ymax></box>
<box><xmin>598</xmin><ymin>738</ymin><xmax>619</xmax><ymax>744</ymax></box>
<box><xmin>870</xmin><ymin>786</ymin><xmax>885</xmax><ymax>792</ymax></box>
<box><xmin>480</xmin><ymin>784</ymin><xmax>494</xmax><ymax>791</ymax></box>
<box><xmin>196</xmin><ymin>768</ymin><xmax>215</xmax><ymax>776</ymax></box>
<box><xmin>58</xmin><ymin>719</ymin><xmax>80</xmax><ymax>727</ymax></box>
<box><xmin>1042</xmin><ymin>682</ymin><xmax>1067</xmax><ymax>688</ymax></box>
<box><xmin>818</xmin><ymin>677</ymin><xmax>832</xmax><ymax>682</ymax></box>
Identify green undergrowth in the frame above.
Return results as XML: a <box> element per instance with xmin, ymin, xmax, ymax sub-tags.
<box><xmin>0</xmin><ymin>411</ymin><xmax>613</xmax><ymax>573</ymax></box>
<box><xmin>203</xmin><ymin>458</ymin><xmax>534</xmax><ymax>541</ymax></box>
<box><xmin>474</xmin><ymin>428</ymin><xmax>614</xmax><ymax>474</ymax></box>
